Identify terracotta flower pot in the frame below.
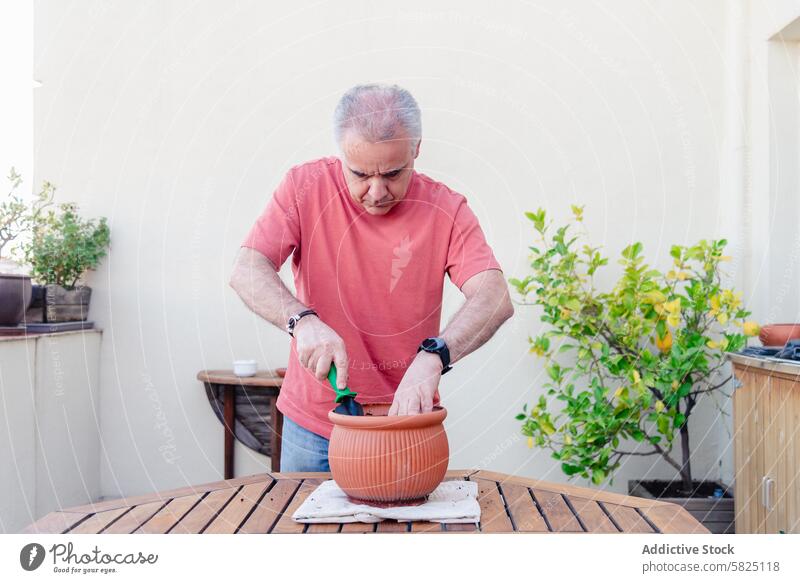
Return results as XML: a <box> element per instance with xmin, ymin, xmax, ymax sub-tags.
<box><xmin>328</xmin><ymin>403</ymin><xmax>449</xmax><ymax>505</ymax></box>
<box><xmin>759</xmin><ymin>323</ymin><xmax>800</xmax><ymax>347</ymax></box>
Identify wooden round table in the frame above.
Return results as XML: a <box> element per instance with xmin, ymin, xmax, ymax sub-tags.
<box><xmin>197</xmin><ymin>369</ymin><xmax>284</xmax><ymax>477</ymax></box>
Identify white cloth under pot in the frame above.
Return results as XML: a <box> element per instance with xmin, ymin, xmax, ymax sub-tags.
<box><xmin>291</xmin><ymin>480</ymin><xmax>481</xmax><ymax>524</ymax></box>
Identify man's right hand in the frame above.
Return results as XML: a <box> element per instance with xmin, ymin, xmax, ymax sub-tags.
<box><xmin>293</xmin><ymin>315</ymin><xmax>349</xmax><ymax>389</ymax></box>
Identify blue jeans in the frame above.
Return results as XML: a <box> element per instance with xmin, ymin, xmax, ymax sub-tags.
<box><xmin>280</xmin><ymin>416</ymin><xmax>330</xmax><ymax>472</ymax></box>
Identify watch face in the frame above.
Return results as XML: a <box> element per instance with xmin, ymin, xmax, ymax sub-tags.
<box><xmin>423</xmin><ymin>337</ymin><xmax>442</xmax><ymax>351</ymax></box>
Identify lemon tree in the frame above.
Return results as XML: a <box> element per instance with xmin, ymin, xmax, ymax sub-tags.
<box><xmin>510</xmin><ymin>206</ymin><xmax>758</xmax><ymax>493</ymax></box>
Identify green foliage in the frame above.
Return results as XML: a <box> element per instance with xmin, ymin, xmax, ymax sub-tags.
<box><xmin>512</xmin><ymin>207</ymin><xmax>758</xmax><ymax>487</ymax></box>
<box><xmin>24</xmin><ymin>202</ymin><xmax>110</xmax><ymax>288</ymax></box>
<box><xmin>0</xmin><ymin>168</ymin><xmax>55</xmax><ymax>261</ymax></box>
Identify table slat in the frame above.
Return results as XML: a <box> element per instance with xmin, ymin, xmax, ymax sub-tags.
<box><xmin>443</xmin><ymin>522</ymin><xmax>478</xmax><ymax>532</ymax></box>
<box><xmin>473</xmin><ymin>477</ymin><xmax>513</xmax><ymax>532</ymax></box>
<box><xmin>204</xmin><ymin>481</ymin><xmax>273</xmax><ymax>534</ymax></box>
<box><xmin>601</xmin><ymin>502</ymin><xmax>655</xmax><ymax>533</ymax></box>
<box><xmin>566</xmin><ymin>496</ymin><xmax>618</xmax><ymax>533</ymax></box>
<box><xmin>69</xmin><ymin>507</ymin><xmax>130</xmax><ymax>534</ymax></box>
<box><xmin>238</xmin><ymin>479</ymin><xmax>301</xmax><ymax>534</ymax></box>
<box><xmin>169</xmin><ymin>487</ymin><xmax>239</xmax><ymax>534</ymax></box>
<box><xmin>272</xmin><ymin>479</ymin><xmax>323</xmax><ymax>534</ymax></box>
<box><xmin>501</xmin><ymin>482</ymin><xmax>548</xmax><ymax>532</ymax></box>
<box><xmin>22</xmin><ymin>511</ymin><xmax>91</xmax><ymax>534</ymax></box>
<box><xmin>531</xmin><ymin>489</ymin><xmax>583</xmax><ymax>532</ymax></box>
<box><xmin>134</xmin><ymin>494</ymin><xmax>204</xmax><ymax>534</ymax></box>
<box><xmin>101</xmin><ymin>501</ymin><xmax>166</xmax><ymax>534</ymax></box>
<box><xmin>410</xmin><ymin>521</ymin><xmax>443</xmax><ymax>532</ymax></box>
<box><xmin>376</xmin><ymin>520</ymin><xmax>409</xmax><ymax>532</ymax></box>
<box><xmin>340</xmin><ymin>521</ymin><xmax>377</xmax><ymax>533</ymax></box>
<box><xmin>306</xmin><ymin>522</ymin><xmax>341</xmax><ymax>533</ymax></box>
<box><xmin>641</xmin><ymin>504</ymin><xmax>709</xmax><ymax>534</ymax></box>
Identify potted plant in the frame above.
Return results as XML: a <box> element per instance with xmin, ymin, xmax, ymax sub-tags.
<box><xmin>23</xmin><ymin>200</ymin><xmax>110</xmax><ymax>323</ymax></box>
<box><xmin>510</xmin><ymin>206</ymin><xmax>759</xmax><ymax>533</ymax></box>
<box><xmin>0</xmin><ymin>169</ymin><xmax>53</xmax><ymax>328</ymax></box>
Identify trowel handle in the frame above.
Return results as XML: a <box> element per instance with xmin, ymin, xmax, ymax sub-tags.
<box><xmin>327</xmin><ymin>363</ymin><xmax>358</xmax><ymax>404</ymax></box>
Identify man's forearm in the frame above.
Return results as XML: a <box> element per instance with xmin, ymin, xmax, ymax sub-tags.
<box><xmin>440</xmin><ymin>273</ymin><xmax>514</xmax><ymax>365</ymax></box>
<box><xmin>229</xmin><ymin>248</ymin><xmax>308</xmax><ymax>330</ymax></box>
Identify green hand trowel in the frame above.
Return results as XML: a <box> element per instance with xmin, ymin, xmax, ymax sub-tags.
<box><xmin>327</xmin><ymin>363</ymin><xmax>364</xmax><ymax>416</ymax></box>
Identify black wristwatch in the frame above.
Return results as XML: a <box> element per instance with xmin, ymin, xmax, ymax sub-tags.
<box><xmin>417</xmin><ymin>337</ymin><xmax>452</xmax><ymax>374</ymax></box>
<box><xmin>287</xmin><ymin>309</ymin><xmax>318</xmax><ymax>337</ymax></box>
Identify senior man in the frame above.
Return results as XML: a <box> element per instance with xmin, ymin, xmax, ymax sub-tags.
<box><xmin>229</xmin><ymin>84</ymin><xmax>514</xmax><ymax>472</ymax></box>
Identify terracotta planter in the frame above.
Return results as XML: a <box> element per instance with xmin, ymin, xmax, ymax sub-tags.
<box><xmin>328</xmin><ymin>403</ymin><xmax>449</xmax><ymax>505</ymax></box>
<box><xmin>759</xmin><ymin>323</ymin><xmax>800</xmax><ymax>347</ymax></box>
<box><xmin>0</xmin><ymin>273</ymin><xmax>33</xmax><ymax>326</ymax></box>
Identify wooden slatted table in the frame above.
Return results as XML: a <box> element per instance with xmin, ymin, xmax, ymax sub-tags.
<box><xmin>22</xmin><ymin>469</ymin><xmax>708</xmax><ymax>534</ymax></box>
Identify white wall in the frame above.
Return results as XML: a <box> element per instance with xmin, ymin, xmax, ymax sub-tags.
<box><xmin>32</xmin><ymin>0</ymin><xmax>781</xmax><ymax>500</ymax></box>
<box><xmin>0</xmin><ymin>331</ymin><xmax>102</xmax><ymax>533</ymax></box>
<box><xmin>0</xmin><ymin>0</ymin><xmax>33</xmax><ymax>191</ymax></box>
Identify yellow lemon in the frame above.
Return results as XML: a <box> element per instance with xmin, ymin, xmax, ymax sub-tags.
<box><xmin>743</xmin><ymin>321</ymin><xmax>760</xmax><ymax>336</ymax></box>
<box><xmin>656</xmin><ymin>329</ymin><xmax>673</xmax><ymax>353</ymax></box>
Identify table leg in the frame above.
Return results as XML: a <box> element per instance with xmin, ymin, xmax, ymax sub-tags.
<box><xmin>270</xmin><ymin>395</ymin><xmax>283</xmax><ymax>472</ymax></box>
<box><xmin>223</xmin><ymin>385</ymin><xmax>235</xmax><ymax>480</ymax></box>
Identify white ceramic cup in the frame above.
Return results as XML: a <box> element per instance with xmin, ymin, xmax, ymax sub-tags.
<box><xmin>233</xmin><ymin>359</ymin><xmax>257</xmax><ymax>377</ymax></box>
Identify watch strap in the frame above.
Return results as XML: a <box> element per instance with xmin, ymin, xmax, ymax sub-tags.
<box><xmin>287</xmin><ymin>309</ymin><xmax>317</xmax><ymax>336</ymax></box>
<box><xmin>417</xmin><ymin>337</ymin><xmax>452</xmax><ymax>374</ymax></box>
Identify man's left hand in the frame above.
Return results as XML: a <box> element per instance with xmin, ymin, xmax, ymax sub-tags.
<box><xmin>388</xmin><ymin>351</ymin><xmax>443</xmax><ymax>415</ymax></box>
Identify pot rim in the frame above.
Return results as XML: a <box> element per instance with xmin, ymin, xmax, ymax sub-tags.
<box><xmin>328</xmin><ymin>403</ymin><xmax>447</xmax><ymax>429</ymax></box>
<box><xmin>761</xmin><ymin>323</ymin><xmax>800</xmax><ymax>328</ymax></box>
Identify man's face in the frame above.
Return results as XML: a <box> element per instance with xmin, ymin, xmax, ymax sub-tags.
<box><xmin>339</xmin><ymin>130</ymin><xmax>420</xmax><ymax>216</ymax></box>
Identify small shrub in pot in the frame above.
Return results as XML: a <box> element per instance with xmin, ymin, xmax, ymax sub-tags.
<box><xmin>24</xmin><ymin>201</ymin><xmax>110</xmax><ymax>322</ymax></box>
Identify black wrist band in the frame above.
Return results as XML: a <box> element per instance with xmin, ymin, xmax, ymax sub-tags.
<box><xmin>287</xmin><ymin>309</ymin><xmax>317</xmax><ymax>337</ymax></box>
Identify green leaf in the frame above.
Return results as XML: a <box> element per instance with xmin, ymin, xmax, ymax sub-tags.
<box><xmin>539</xmin><ymin>420</ymin><xmax>556</xmax><ymax>435</ymax></box>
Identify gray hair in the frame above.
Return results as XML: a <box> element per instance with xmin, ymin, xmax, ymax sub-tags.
<box><xmin>333</xmin><ymin>84</ymin><xmax>422</xmax><ymax>147</ymax></box>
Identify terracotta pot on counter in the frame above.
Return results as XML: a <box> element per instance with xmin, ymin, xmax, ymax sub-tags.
<box><xmin>759</xmin><ymin>323</ymin><xmax>800</xmax><ymax>347</ymax></box>
<box><xmin>328</xmin><ymin>403</ymin><xmax>449</xmax><ymax>506</ymax></box>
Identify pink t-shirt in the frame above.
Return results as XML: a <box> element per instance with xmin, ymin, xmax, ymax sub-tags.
<box><xmin>241</xmin><ymin>156</ymin><xmax>502</xmax><ymax>438</ymax></box>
